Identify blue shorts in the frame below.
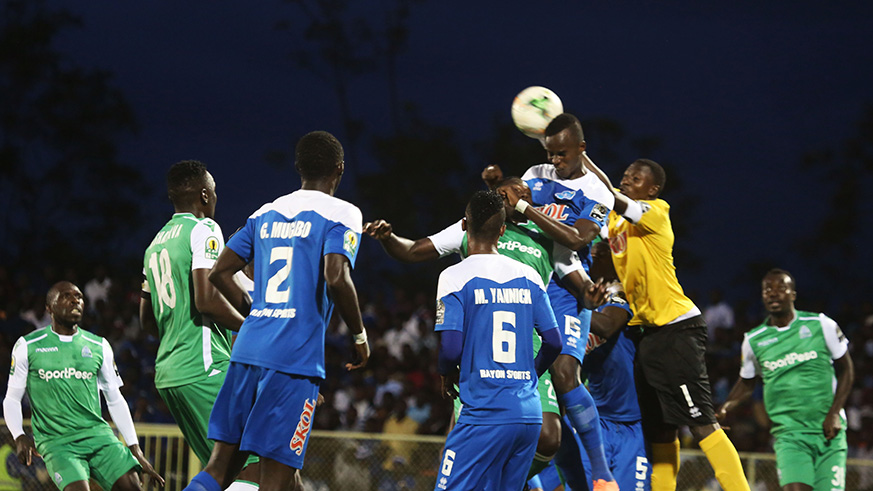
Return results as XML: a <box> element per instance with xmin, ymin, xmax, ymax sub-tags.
<box><xmin>436</xmin><ymin>422</ymin><xmax>540</xmax><ymax>491</ymax></box>
<box><xmin>578</xmin><ymin>419</ymin><xmax>650</xmax><ymax>491</ymax></box>
<box><xmin>528</xmin><ymin>460</ymin><xmax>563</xmax><ymax>491</ymax></box>
<box><xmin>208</xmin><ymin>362</ymin><xmax>320</xmax><ymax>469</ymax></box>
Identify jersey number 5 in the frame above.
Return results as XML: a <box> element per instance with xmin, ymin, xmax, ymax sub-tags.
<box><xmin>147</xmin><ymin>249</ymin><xmax>176</xmax><ymax>313</ymax></box>
<box><xmin>493</xmin><ymin>311</ymin><xmax>517</xmax><ymax>363</ymax></box>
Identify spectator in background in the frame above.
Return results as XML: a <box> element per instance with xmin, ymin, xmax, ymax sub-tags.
<box><xmin>84</xmin><ymin>265</ymin><xmax>112</xmax><ymax>312</ymax></box>
<box><xmin>704</xmin><ymin>288</ymin><xmax>735</xmax><ymax>340</ymax></box>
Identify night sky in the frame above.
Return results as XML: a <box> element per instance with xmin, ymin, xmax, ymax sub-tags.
<box><xmin>57</xmin><ymin>1</ymin><xmax>873</xmax><ymax>306</ymax></box>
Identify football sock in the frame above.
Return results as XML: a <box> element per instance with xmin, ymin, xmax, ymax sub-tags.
<box><xmin>700</xmin><ymin>429</ymin><xmax>750</xmax><ymax>491</ymax></box>
<box><xmin>650</xmin><ymin>439</ymin><xmax>680</xmax><ymax>491</ymax></box>
<box><xmin>555</xmin><ymin>417</ymin><xmax>588</xmax><ymax>489</ymax></box>
<box><xmin>559</xmin><ymin>385</ymin><xmax>614</xmax><ymax>483</ymax></box>
<box><xmin>185</xmin><ymin>472</ymin><xmax>221</xmax><ymax>491</ymax></box>
<box><xmin>526</xmin><ymin>452</ymin><xmax>554</xmax><ymax>481</ymax></box>
<box><xmin>226</xmin><ymin>481</ymin><xmax>259</xmax><ymax>491</ymax></box>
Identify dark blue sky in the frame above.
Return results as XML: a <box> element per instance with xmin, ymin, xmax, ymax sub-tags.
<box><xmin>58</xmin><ymin>1</ymin><xmax>873</xmax><ymax>303</ymax></box>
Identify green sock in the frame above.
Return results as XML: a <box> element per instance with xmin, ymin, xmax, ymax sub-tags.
<box><xmin>526</xmin><ymin>452</ymin><xmax>553</xmax><ymax>481</ymax></box>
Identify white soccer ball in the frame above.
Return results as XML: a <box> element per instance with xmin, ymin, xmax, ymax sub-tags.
<box><xmin>511</xmin><ymin>86</ymin><xmax>564</xmax><ymax>139</ymax></box>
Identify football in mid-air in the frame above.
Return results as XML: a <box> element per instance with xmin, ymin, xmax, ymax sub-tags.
<box><xmin>511</xmin><ymin>86</ymin><xmax>564</xmax><ymax>139</ymax></box>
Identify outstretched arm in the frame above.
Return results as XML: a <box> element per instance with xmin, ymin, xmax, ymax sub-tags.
<box><xmin>824</xmin><ymin>353</ymin><xmax>854</xmax><ymax>440</ymax></box>
<box><xmin>589</xmin><ymin>306</ymin><xmax>630</xmax><ymax>339</ymax></box>
<box><xmin>103</xmin><ymin>387</ymin><xmax>165</xmax><ymax>486</ymax></box>
<box><xmin>363</xmin><ymin>220</ymin><xmax>440</xmax><ymax>262</ymax></box>
<box><xmin>716</xmin><ymin>377</ymin><xmax>757</xmax><ymax>423</ymax></box>
<box><xmin>582</xmin><ymin>153</ymin><xmax>634</xmax><ymax>216</ymax></box>
<box><xmin>501</xmin><ymin>185</ymin><xmax>601</xmax><ymax>250</ymax></box>
<box><xmin>193</xmin><ymin>268</ymin><xmax>245</xmax><ymax>331</ymax></box>
<box><xmin>208</xmin><ymin>247</ymin><xmax>252</xmax><ymax>317</ymax></box>
<box><xmin>325</xmin><ymin>253</ymin><xmax>370</xmax><ymax>370</ymax></box>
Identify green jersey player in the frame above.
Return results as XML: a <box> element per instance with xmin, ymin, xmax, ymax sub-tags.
<box><xmin>140</xmin><ymin>161</ymin><xmax>259</xmax><ymax>487</ymax></box>
<box><xmin>3</xmin><ymin>282</ymin><xmax>163</xmax><ymax>491</ymax></box>
<box><xmin>718</xmin><ymin>269</ymin><xmax>855</xmax><ymax>491</ymax></box>
<box><xmin>363</xmin><ymin>177</ymin><xmax>604</xmax><ymax>482</ymax></box>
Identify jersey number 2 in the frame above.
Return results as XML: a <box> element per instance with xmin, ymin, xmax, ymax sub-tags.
<box><xmin>147</xmin><ymin>249</ymin><xmax>176</xmax><ymax>313</ymax></box>
<box><xmin>265</xmin><ymin>246</ymin><xmax>293</xmax><ymax>303</ymax></box>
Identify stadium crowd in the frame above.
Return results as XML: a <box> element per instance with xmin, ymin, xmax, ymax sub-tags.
<box><xmin>1</xmin><ymin>263</ymin><xmax>872</xmax><ymax>480</ymax></box>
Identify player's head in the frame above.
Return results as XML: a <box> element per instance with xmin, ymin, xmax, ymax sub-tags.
<box><xmin>544</xmin><ymin>113</ymin><xmax>586</xmax><ymax>180</ymax></box>
<box><xmin>167</xmin><ymin>160</ymin><xmax>217</xmax><ymax>218</ymax></box>
<box><xmin>295</xmin><ymin>131</ymin><xmax>344</xmax><ymax>192</ymax></box>
<box><xmin>46</xmin><ymin>281</ymin><xmax>84</xmax><ymax>326</ymax></box>
<box><xmin>620</xmin><ymin>158</ymin><xmax>665</xmax><ymax>200</ymax></box>
<box><xmin>761</xmin><ymin>268</ymin><xmax>796</xmax><ymax>316</ymax></box>
<box><xmin>495</xmin><ymin>177</ymin><xmax>531</xmax><ymax>222</ymax></box>
<box><xmin>463</xmin><ymin>190</ymin><xmax>506</xmax><ymax>243</ymax></box>
<box><xmin>589</xmin><ymin>240</ymin><xmax>618</xmax><ymax>282</ymax></box>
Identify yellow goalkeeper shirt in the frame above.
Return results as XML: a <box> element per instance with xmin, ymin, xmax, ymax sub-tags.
<box><xmin>607</xmin><ymin>198</ymin><xmax>696</xmax><ymax>326</ymax></box>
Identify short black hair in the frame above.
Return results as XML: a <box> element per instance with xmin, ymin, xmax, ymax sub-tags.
<box><xmin>465</xmin><ymin>190</ymin><xmax>505</xmax><ymax>238</ymax></box>
<box><xmin>295</xmin><ymin>131</ymin><xmax>344</xmax><ymax>180</ymax></box>
<box><xmin>167</xmin><ymin>160</ymin><xmax>208</xmax><ymax>205</ymax></box>
<box><xmin>544</xmin><ymin>113</ymin><xmax>584</xmax><ymax>142</ymax></box>
<box><xmin>632</xmin><ymin>158</ymin><xmax>667</xmax><ymax>197</ymax></box>
<box><xmin>764</xmin><ymin>268</ymin><xmax>796</xmax><ymax>289</ymax></box>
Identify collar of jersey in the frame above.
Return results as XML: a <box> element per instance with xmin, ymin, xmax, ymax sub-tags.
<box><xmin>769</xmin><ymin>310</ymin><xmax>797</xmax><ymax>330</ymax></box>
<box><xmin>50</xmin><ymin>325</ymin><xmax>80</xmax><ymax>342</ymax></box>
<box><xmin>172</xmin><ymin>212</ymin><xmax>195</xmax><ymax>218</ymax></box>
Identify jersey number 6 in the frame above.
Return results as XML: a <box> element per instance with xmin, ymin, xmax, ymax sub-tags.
<box><xmin>492</xmin><ymin>311</ymin><xmax>517</xmax><ymax>363</ymax></box>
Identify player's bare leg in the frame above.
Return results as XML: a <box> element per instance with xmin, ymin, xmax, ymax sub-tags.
<box><xmin>528</xmin><ymin>412</ymin><xmax>562</xmax><ymax>481</ymax></box>
<box><xmin>64</xmin><ymin>481</ymin><xmax>90</xmax><ymax>491</ymax></box>
<box><xmin>111</xmin><ymin>469</ymin><xmax>145</xmax><ymax>491</ymax></box>
<box><xmin>258</xmin><ymin>458</ymin><xmax>300</xmax><ymax>491</ymax></box>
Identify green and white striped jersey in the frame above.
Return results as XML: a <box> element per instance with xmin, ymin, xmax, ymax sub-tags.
<box><xmin>741</xmin><ymin>310</ymin><xmax>848</xmax><ymax>436</ymax></box>
<box><xmin>8</xmin><ymin>327</ymin><xmax>121</xmax><ymax>449</ymax></box>
<box><xmin>143</xmin><ymin>213</ymin><xmax>232</xmax><ymax>389</ymax></box>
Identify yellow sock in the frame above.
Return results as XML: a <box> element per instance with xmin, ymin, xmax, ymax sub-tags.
<box><xmin>650</xmin><ymin>438</ymin><xmax>679</xmax><ymax>491</ymax></box>
<box><xmin>699</xmin><ymin>428</ymin><xmax>750</xmax><ymax>491</ymax></box>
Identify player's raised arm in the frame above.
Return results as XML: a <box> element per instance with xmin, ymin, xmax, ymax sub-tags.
<box><xmin>208</xmin><ymin>247</ymin><xmax>252</xmax><ymax>318</ymax></box>
<box><xmin>363</xmin><ymin>219</ymin><xmax>440</xmax><ymax>262</ymax></box>
<box><xmin>324</xmin><ymin>253</ymin><xmax>370</xmax><ymax>370</ymax></box>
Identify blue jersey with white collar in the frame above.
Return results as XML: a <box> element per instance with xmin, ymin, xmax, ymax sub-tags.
<box><xmin>435</xmin><ymin>254</ymin><xmax>558</xmax><ymax>425</ymax></box>
<box><xmin>225</xmin><ymin>189</ymin><xmax>362</xmax><ymax>379</ymax></box>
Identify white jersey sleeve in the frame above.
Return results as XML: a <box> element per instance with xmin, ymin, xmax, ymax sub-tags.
<box><xmin>428</xmin><ymin>220</ymin><xmax>464</xmax><ymax>257</ymax></box>
<box><xmin>739</xmin><ymin>336</ymin><xmax>760</xmax><ymax>379</ymax></box>
<box><xmin>191</xmin><ymin>220</ymin><xmax>225</xmax><ymax>271</ymax></box>
<box><xmin>97</xmin><ymin>339</ymin><xmax>124</xmax><ymax>391</ymax></box>
<box><xmin>552</xmin><ymin>246</ymin><xmax>583</xmax><ymax>279</ymax></box>
<box><xmin>820</xmin><ymin>314</ymin><xmax>849</xmax><ymax>359</ymax></box>
<box><xmin>8</xmin><ymin>338</ymin><xmax>28</xmax><ymax>390</ymax></box>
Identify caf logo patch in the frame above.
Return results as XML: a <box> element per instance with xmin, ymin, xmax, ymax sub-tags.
<box><xmin>590</xmin><ymin>203</ymin><xmax>608</xmax><ymax>222</ymax></box>
<box><xmin>343</xmin><ymin>230</ymin><xmax>358</xmax><ymax>255</ymax></box>
<box><xmin>435</xmin><ymin>299</ymin><xmax>445</xmax><ymax>325</ymax></box>
<box><xmin>205</xmin><ymin>236</ymin><xmax>220</xmax><ymax>260</ymax></box>
<box><xmin>9</xmin><ymin>356</ymin><xmax>14</xmax><ymax>376</ymax></box>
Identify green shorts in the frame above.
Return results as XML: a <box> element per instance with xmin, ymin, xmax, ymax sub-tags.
<box><xmin>42</xmin><ymin>432</ymin><xmax>140</xmax><ymax>491</ymax></box>
<box><xmin>773</xmin><ymin>430</ymin><xmax>847</xmax><ymax>489</ymax></box>
<box><xmin>452</xmin><ymin>371</ymin><xmax>560</xmax><ymax>421</ymax></box>
<box><xmin>158</xmin><ymin>372</ymin><xmax>258</xmax><ymax>468</ymax></box>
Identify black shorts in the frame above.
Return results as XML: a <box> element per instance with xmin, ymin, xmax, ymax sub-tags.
<box><xmin>634</xmin><ymin>316</ymin><xmax>717</xmax><ymax>427</ymax></box>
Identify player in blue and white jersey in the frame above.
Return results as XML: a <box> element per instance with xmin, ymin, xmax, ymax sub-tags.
<box><xmin>575</xmin><ymin>240</ymin><xmax>650</xmax><ymax>491</ymax></box>
<box><xmin>434</xmin><ymin>191</ymin><xmax>562</xmax><ymax>491</ymax></box>
<box><xmin>502</xmin><ymin>113</ymin><xmax>617</xmax><ymax>490</ymax></box>
<box><xmin>183</xmin><ymin>131</ymin><xmax>371</xmax><ymax>491</ymax></box>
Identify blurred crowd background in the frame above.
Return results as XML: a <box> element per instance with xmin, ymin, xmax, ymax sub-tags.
<box><xmin>2</xmin><ymin>263</ymin><xmax>872</xmax><ymax>465</ymax></box>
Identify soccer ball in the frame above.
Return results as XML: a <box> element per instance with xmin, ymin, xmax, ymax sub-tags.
<box><xmin>511</xmin><ymin>86</ymin><xmax>564</xmax><ymax>139</ymax></box>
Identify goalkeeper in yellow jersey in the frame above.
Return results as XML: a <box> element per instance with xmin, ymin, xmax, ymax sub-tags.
<box><xmin>586</xmin><ymin>157</ymin><xmax>749</xmax><ymax>491</ymax></box>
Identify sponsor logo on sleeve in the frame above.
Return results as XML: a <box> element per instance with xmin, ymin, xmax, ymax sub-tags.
<box><xmin>435</xmin><ymin>299</ymin><xmax>445</xmax><ymax>325</ymax></box>
<box><xmin>343</xmin><ymin>229</ymin><xmax>358</xmax><ymax>255</ymax></box>
<box><xmin>589</xmin><ymin>203</ymin><xmax>608</xmax><ymax>222</ymax></box>
<box><xmin>836</xmin><ymin>325</ymin><xmax>846</xmax><ymax>342</ymax></box>
<box><xmin>205</xmin><ymin>237</ymin><xmax>220</xmax><ymax>260</ymax></box>
<box><xmin>10</xmin><ymin>356</ymin><xmax>14</xmax><ymax>376</ymax></box>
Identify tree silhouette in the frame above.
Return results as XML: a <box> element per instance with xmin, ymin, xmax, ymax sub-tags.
<box><xmin>0</xmin><ymin>0</ymin><xmax>144</xmax><ymax>267</ymax></box>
